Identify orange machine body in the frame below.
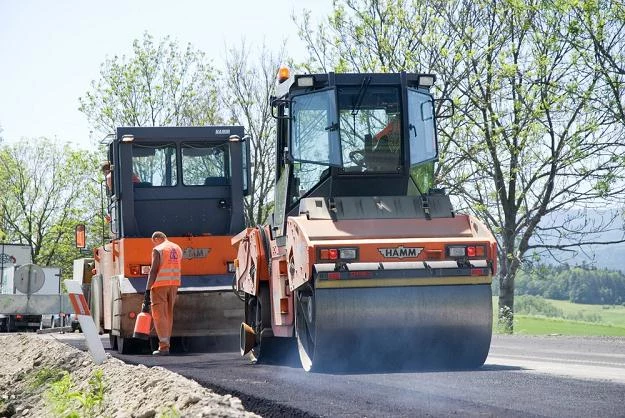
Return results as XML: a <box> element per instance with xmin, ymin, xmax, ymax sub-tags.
<box><xmin>83</xmin><ymin>126</ymin><xmax>249</xmax><ymax>354</ymax></box>
<box><xmin>234</xmin><ymin>211</ymin><xmax>497</xmax><ymax>339</ymax></box>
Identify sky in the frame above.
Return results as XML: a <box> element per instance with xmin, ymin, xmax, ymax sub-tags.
<box><xmin>0</xmin><ymin>0</ymin><xmax>332</xmax><ymax>147</ymax></box>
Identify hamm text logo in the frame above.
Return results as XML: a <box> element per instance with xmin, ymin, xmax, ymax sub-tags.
<box><xmin>183</xmin><ymin>247</ymin><xmax>211</xmax><ymax>260</ymax></box>
<box><xmin>378</xmin><ymin>246</ymin><xmax>423</xmax><ymax>259</ymax></box>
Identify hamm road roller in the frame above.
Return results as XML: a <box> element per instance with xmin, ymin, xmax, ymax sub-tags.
<box><xmin>90</xmin><ymin>126</ymin><xmax>249</xmax><ymax>353</ymax></box>
<box><xmin>233</xmin><ymin>69</ymin><xmax>497</xmax><ymax>371</ymax></box>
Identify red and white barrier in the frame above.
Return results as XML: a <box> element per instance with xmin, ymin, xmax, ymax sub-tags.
<box><xmin>65</xmin><ymin>280</ymin><xmax>106</xmax><ymax>364</ymax></box>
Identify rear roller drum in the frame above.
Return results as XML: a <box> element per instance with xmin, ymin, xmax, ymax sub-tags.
<box><xmin>293</xmin><ymin>283</ymin><xmax>492</xmax><ymax>372</ymax></box>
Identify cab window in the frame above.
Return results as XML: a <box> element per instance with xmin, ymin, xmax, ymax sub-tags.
<box><xmin>131</xmin><ymin>143</ymin><xmax>177</xmax><ymax>187</ymax></box>
<box><xmin>181</xmin><ymin>142</ymin><xmax>228</xmax><ymax>186</ymax></box>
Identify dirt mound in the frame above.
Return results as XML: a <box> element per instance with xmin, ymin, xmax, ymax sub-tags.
<box><xmin>0</xmin><ymin>334</ymin><xmax>259</xmax><ymax>417</ymax></box>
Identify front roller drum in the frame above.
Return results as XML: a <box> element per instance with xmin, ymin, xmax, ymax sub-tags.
<box><xmin>295</xmin><ymin>284</ymin><xmax>492</xmax><ymax>372</ymax></box>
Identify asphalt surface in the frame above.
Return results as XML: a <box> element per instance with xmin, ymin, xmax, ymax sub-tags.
<box><xmin>44</xmin><ymin>332</ymin><xmax>625</xmax><ymax>417</ymax></box>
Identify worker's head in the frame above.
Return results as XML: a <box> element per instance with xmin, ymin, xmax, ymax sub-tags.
<box><xmin>101</xmin><ymin>161</ymin><xmax>111</xmax><ymax>174</ymax></box>
<box><xmin>151</xmin><ymin>231</ymin><xmax>167</xmax><ymax>245</ymax></box>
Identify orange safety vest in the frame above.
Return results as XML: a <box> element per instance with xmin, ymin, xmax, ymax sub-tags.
<box><xmin>152</xmin><ymin>240</ymin><xmax>182</xmax><ymax>288</ymax></box>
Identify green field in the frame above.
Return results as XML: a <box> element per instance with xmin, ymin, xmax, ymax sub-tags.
<box><xmin>491</xmin><ymin>297</ymin><xmax>625</xmax><ymax>336</ymax></box>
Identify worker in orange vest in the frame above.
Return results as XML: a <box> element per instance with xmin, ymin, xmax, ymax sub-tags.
<box><xmin>146</xmin><ymin>231</ymin><xmax>183</xmax><ymax>355</ymax></box>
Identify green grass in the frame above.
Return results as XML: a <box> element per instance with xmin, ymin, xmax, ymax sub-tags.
<box><xmin>44</xmin><ymin>368</ymin><xmax>106</xmax><ymax>418</ymax></box>
<box><xmin>492</xmin><ymin>296</ymin><xmax>625</xmax><ymax>336</ymax></box>
<box><xmin>548</xmin><ymin>299</ymin><xmax>625</xmax><ymax>326</ymax></box>
<box><xmin>30</xmin><ymin>367</ymin><xmax>65</xmax><ymax>389</ymax></box>
<box><xmin>512</xmin><ymin>316</ymin><xmax>625</xmax><ymax>336</ymax></box>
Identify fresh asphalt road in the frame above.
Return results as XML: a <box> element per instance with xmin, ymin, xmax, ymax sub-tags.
<box><xmin>49</xmin><ymin>333</ymin><xmax>625</xmax><ymax>417</ymax></box>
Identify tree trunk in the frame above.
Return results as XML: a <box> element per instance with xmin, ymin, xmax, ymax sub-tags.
<box><xmin>498</xmin><ymin>229</ymin><xmax>518</xmax><ymax>333</ymax></box>
<box><xmin>498</xmin><ymin>268</ymin><xmax>515</xmax><ymax>334</ymax></box>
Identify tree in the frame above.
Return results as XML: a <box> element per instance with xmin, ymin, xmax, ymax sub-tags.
<box><xmin>79</xmin><ymin>32</ymin><xmax>222</xmax><ymax>136</ymax></box>
<box><xmin>296</xmin><ymin>0</ymin><xmax>625</xmax><ymax>332</ymax></box>
<box><xmin>571</xmin><ymin>0</ymin><xmax>625</xmax><ymax>126</ymax></box>
<box><xmin>0</xmin><ymin>139</ymin><xmax>101</xmax><ymax>274</ymax></box>
<box><xmin>221</xmin><ymin>41</ymin><xmax>285</xmax><ymax>225</ymax></box>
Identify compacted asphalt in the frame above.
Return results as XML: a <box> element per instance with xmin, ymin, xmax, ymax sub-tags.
<box><xmin>45</xmin><ymin>332</ymin><xmax>625</xmax><ymax>417</ymax></box>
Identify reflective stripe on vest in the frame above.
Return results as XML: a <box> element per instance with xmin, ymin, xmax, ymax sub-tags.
<box><xmin>153</xmin><ymin>240</ymin><xmax>182</xmax><ymax>288</ymax></box>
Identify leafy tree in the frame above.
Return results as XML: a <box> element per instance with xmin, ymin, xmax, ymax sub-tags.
<box><xmin>297</xmin><ymin>0</ymin><xmax>625</xmax><ymax>332</ymax></box>
<box><xmin>0</xmin><ymin>139</ymin><xmax>101</xmax><ymax>274</ymax></box>
<box><xmin>571</xmin><ymin>0</ymin><xmax>625</xmax><ymax>126</ymax></box>
<box><xmin>79</xmin><ymin>32</ymin><xmax>222</xmax><ymax>136</ymax></box>
<box><xmin>221</xmin><ymin>41</ymin><xmax>284</xmax><ymax>225</ymax></box>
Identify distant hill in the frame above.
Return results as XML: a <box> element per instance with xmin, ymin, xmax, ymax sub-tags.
<box><xmin>532</xmin><ymin>208</ymin><xmax>625</xmax><ymax>272</ymax></box>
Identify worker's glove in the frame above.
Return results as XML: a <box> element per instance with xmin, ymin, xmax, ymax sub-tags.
<box><xmin>142</xmin><ymin>289</ymin><xmax>151</xmax><ymax>313</ymax></box>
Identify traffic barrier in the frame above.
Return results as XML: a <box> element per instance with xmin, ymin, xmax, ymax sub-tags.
<box><xmin>64</xmin><ymin>280</ymin><xmax>106</xmax><ymax>364</ymax></box>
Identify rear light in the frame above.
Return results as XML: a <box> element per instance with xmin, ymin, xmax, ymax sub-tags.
<box><xmin>447</xmin><ymin>244</ymin><xmax>487</xmax><ymax>259</ymax></box>
<box><xmin>140</xmin><ymin>265</ymin><xmax>151</xmax><ymax>275</ymax></box>
<box><xmin>129</xmin><ymin>265</ymin><xmax>140</xmax><ymax>275</ymax></box>
<box><xmin>129</xmin><ymin>311</ymin><xmax>136</xmax><ymax>319</ymax></box>
<box><xmin>16</xmin><ymin>314</ymin><xmax>23</xmax><ymax>320</ymax></box>
<box><xmin>339</xmin><ymin>248</ymin><xmax>357</xmax><ymax>259</ymax></box>
<box><xmin>318</xmin><ymin>247</ymin><xmax>358</xmax><ymax>261</ymax></box>
<box><xmin>227</xmin><ymin>262</ymin><xmax>236</xmax><ymax>273</ymax></box>
<box><xmin>448</xmin><ymin>246</ymin><xmax>466</xmax><ymax>257</ymax></box>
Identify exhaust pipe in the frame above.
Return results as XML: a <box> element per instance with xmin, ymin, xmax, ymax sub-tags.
<box><xmin>240</xmin><ymin>322</ymin><xmax>256</xmax><ymax>355</ymax></box>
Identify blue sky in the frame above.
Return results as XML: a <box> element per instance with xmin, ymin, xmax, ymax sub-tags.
<box><xmin>0</xmin><ymin>0</ymin><xmax>331</xmax><ymax>147</ymax></box>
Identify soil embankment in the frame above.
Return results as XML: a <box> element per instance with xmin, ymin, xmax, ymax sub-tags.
<box><xmin>0</xmin><ymin>334</ymin><xmax>258</xmax><ymax>417</ymax></box>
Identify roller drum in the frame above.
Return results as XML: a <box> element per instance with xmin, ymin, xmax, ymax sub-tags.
<box><xmin>296</xmin><ymin>284</ymin><xmax>492</xmax><ymax>371</ymax></box>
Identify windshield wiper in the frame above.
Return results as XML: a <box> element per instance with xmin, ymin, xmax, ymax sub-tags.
<box><xmin>351</xmin><ymin>77</ymin><xmax>371</xmax><ymax>116</ymax></box>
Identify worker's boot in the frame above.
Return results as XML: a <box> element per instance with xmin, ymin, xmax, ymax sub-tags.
<box><xmin>153</xmin><ymin>337</ymin><xmax>170</xmax><ymax>355</ymax></box>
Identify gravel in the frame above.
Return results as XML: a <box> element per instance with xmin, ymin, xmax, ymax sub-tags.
<box><xmin>0</xmin><ymin>334</ymin><xmax>259</xmax><ymax>417</ymax></box>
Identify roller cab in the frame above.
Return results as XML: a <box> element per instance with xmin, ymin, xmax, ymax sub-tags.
<box><xmin>89</xmin><ymin>126</ymin><xmax>249</xmax><ymax>354</ymax></box>
<box><xmin>233</xmin><ymin>70</ymin><xmax>497</xmax><ymax>371</ymax></box>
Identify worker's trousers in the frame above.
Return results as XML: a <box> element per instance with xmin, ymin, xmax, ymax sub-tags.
<box><xmin>150</xmin><ymin>285</ymin><xmax>178</xmax><ymax>351</ymax></box>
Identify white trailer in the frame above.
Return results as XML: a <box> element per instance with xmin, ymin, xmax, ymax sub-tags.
<box><xmin>0</xmin><ymin>244</ymin><xmax>70</xmax><ymax>331</ymax></box>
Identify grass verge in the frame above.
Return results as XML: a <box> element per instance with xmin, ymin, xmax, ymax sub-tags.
<box><xmin>511</xmin><ymin>315</ymin><xmax>625</xmax><ymax>336</ymax></box>
<box><xmin>492</xmin><ymin>296</ymin><xmax>625</xmax><ymax>336</ymax></box>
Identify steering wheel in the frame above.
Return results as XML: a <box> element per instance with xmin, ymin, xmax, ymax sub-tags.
<box><xmin>348</xmin><ymin>150</ymin><xmax>366</xmax><ymax>168</ymax></box>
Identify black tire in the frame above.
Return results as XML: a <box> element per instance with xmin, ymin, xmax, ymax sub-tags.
<box><xmin>109</xmin><ymin>334</ymin><xmax>118</xmax><ymax>350</ymax></box>
<box><xmin>117</xmin><ymin>336</ymin><xmax>136</xmax><ymax>354</ymax></box>
<box><xmin>246</xmin><ymin>284</ymin><xmax>271</xmax><ymax>362</ymax></box>
<box><xmin>6</xmin><ymin>316</ymin><xmax>15</xmax><ymax>333</ymax></box>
